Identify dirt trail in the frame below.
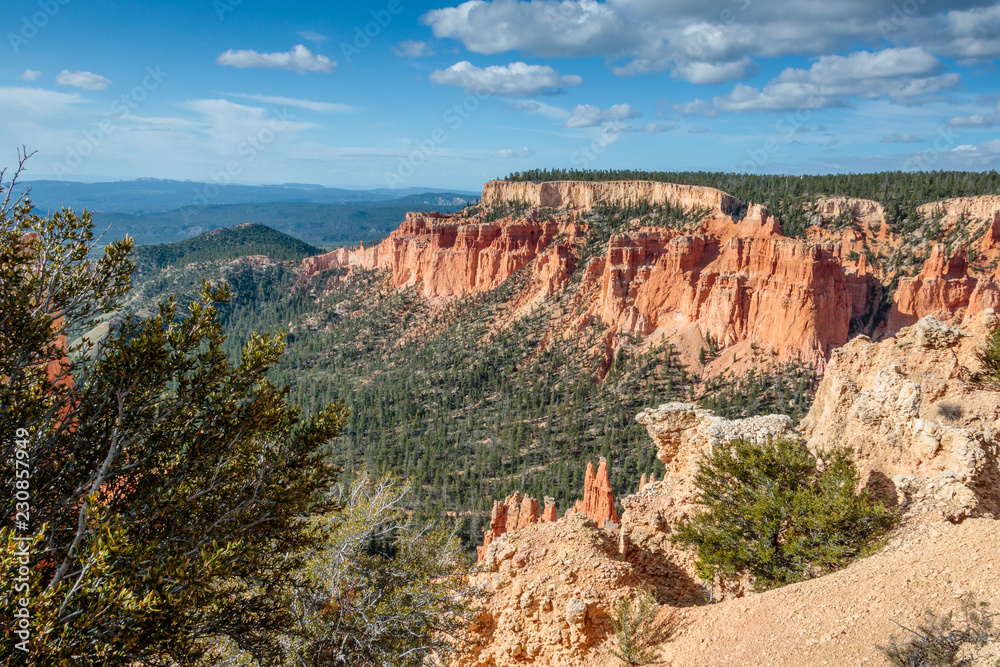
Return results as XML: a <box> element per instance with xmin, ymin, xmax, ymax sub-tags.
<box><xmin>657</xmin><ymin>519</ymin><xmax>1000</xmax><ymax>666</ymax></box>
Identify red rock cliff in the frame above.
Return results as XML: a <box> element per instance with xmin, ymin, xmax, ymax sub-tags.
<box><xmin>595</xmin><ymin>226</ymin><xmax>858</xmax><ymax>367</ymax></box>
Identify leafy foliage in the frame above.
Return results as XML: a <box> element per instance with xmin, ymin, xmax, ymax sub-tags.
<box><xmin>609</xmin><ymin>585</ymin><xmax>675</xmax><ymax>666</ymax></box>
<box><xmin>673</xmin><ymin>438</ymin><xmax>897</xmax><ymax>591</ymax></box>
<box><xmin>0</xmin><ymin>156</ymin><xmax>347</xmax><ymax>665</ymax></box>
<box><xmin>880</xmin><ymin>595</ymin><xmax>999</xmax><ymax>667</ymax></box>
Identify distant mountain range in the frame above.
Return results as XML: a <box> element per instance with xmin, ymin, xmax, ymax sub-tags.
<box><xmin>17</xmin><ymin>179</ymin><xmax>478</xmax><ymax>247</ymax></box>
<box><xmin>20</xmin><ymin>179</ymin><xmax>479</xmax><ymax>213</ymax></box>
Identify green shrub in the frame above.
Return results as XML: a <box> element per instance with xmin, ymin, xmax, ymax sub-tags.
<box><xmin>977</xmin><ymin>321</ymin><xmax>1000</xmax><ymax>387</ymax></box>
<box><xmin>673</xmin><ymin>438</ymin><xmax>897</xmax><ymax>592</ymax></box>
<box><xmin>609</xmin><ymin>585</ymin><xmax>675</xmax><ymax>667</ymax></box>
<box><xmin>880</xmin><ymin>595</ymin><xmax>998</xmax><ymax>666</ymax></box>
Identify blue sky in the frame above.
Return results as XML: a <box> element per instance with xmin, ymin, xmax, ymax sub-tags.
<box><xmin>3</xmin><ymin>0</ymin><xmax>1000</xmax><ymax>191</ymax></box>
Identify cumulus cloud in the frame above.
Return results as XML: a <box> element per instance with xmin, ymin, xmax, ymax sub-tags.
<box><xmin>494</xmin><ymin>147</ymin><xmax>535</xmax><ymax>158</ymax></box>
<box><xmin>223</xmin><ymin>92</ymin><xmax>359</xmax><ymax>113</ymax></box>
<box><xmin>565</xmin><ymin>103</ymin><xmax>641</xmax><ymax>128</ymax></box>
<box><xmin>393</xmin><ymin>40</ymin><xmax>435</xmax><ymax>57</ymax></box>
<box><xmin>429</xmin><ymin>61</ymin><xmax>582</xmax><ymax>96</ymax></box>
<box><xmin>20</xmin><ymin>69</ymin><xmax>41</xmax><ymax>82</ymax></box>
<box><xmin>668</xmin><ymin>57</ymin><xmax>758</xmax><ymax>85</ymax></box>
<box><xmin>881</xmin><ymin>132</ymin><xmax>924</xmax><ymax>143</ymax></box>
<box><xmin>421</xmin><ymin>0</ymin><xmax>994</xmax><ymax>85</ymax></box>
<box><xmin>216</xmin><ymin>45</ymin><xmax>336</xmax><ymax>73</ymax></box>
<box><xmin>56</xmin><ymin>69</ymin><xmax>111</xmax><ymax>91</ymax></box>
<box><xmin>950</xmin><ymin>102</ymin><xmax>1000</xmax><ymax>128</ymax></box>
<box><xmin>677</xmin><ymin>48</ymin><xmax>960</xmax><ymax>115</ymax></box>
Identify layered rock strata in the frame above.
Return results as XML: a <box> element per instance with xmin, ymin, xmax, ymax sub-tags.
<box><xmin>481</xmin><ymin>180</ymin><xmax>744</xmax><ymax>217</ymax></box>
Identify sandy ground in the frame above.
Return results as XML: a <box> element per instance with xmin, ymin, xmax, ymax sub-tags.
<box><xmin>654</xmin><ymin>519</ymin><xmax>1000</xmax><ymax>666</ymax></box>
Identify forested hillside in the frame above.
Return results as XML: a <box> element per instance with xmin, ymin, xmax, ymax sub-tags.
<box><xmin>504</xmin><ymin>169</ymin><xmax>1000</xmax><ymax>236</ymax></box>
<box><xmin>133</xmin><ymin>223</ymin><xmax>321</xmax><ymax>269</ymax></box>
<box><xmin>126</xmin><ymin>214</ymin><xmax>818</xmax><ymax>554</ymax></box>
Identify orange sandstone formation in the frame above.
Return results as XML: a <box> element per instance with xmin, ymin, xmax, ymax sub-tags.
<box><xmin>886</xmin><ymin>245</ymin><xmax>973</xmax><ymax>334</ymax></box>
<box><xmin>299</xmin><ymin>181</ymin><xmax>1000</xmax><ymax>372</ymax></box>
<box><xmin>542</xmin><ymin>496</ymin><xmax>558</xmax><ymax>522</ymax></box>
<box><xmin>477</xmin><ymin>492</ymin><xmax>543</xmax><ymax>563</ymax></box>
<box><xmin>571</xmin><ymin>457</ymin><xmax>620</xmax><ymax>526</ymax></box>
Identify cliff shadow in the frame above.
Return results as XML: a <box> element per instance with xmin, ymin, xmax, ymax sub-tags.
<box><xmin>621</xmin><ymin>537</ymin><xmax>708</xmax><ymax>608</ymax></box>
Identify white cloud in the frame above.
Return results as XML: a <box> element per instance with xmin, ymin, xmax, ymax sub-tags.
<box><xmin>55</xmin><ymin>70</ymin><xmax>111</xmax><ymax>91</ymax></box>
<box><xmin>677</xmin><ymin>48</ymin><xmax>960</xmax><ymax>115</ymax></box>
<box><xmin>494</xmin><ymin>147</ymin><xmax>535</xmax><ymax>158</ymax></box>
<box><xmin>20</xmin><ymin>69</ymin><xmax>42</xmax><ymax>82</ymax></box>
<box><xmin>393</xmin><ymin>40</ymin><xmax>435</xmax><ymax>58</ymax></box>
<box><xmin>950</xmin><ymin>102</ymin><xmax>1000</xmax><ymax>128</ymax></box>
<box><xmin>429</xmin><ymin>61</ymin><xmax>582</xmax><ymax>97</ymax></box>
<box><xmin>421</xmin><ymin>0</ymin><xmax>995</xmax><ymax>85</ymax></box>
<box><xmin>298</xmin><ymin>30</ymin><xmax>327</xmax><ymax>43</ymax></box>
<box><xmin>0</xmin><ymin>86</ymin><xmax>83</xmax><ymax>115</ymax></box>
<box><xmin>643</xmin><ymin>122</ymin><xmax>672</xmax><ymax>134</ymax></box>
<box><xmin>565</xmin><ymin>103</ymin><xmax>641</xmax><ymax>128</ymax></box>
<box><xmin>223</xmin><ymin>92</ymin><xmax>359</xmax><ymax>113</ymax></box>
<box><xmin>881</xmin><ymin>132</ymin><xmax>924</xmax><ymax>143</ymax></box>
<box><xmin>423</xmin><ymin>0</ymin><xmax>631</xmax><ymax>58</ymax></box>
<box><xmin>667</xmin><ymin>58</ymin><xmax>757</xmax><ymax>84</ymax></box>
<box><xmin>216</xmin><ymin>45</ymin><xmax>336</xmax><ymax>73</ymax></box>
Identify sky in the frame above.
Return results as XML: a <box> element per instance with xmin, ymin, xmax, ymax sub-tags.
<box><xmin>3</xmin><ymin>0</ymin><xmax>1000</xmax><ymax>191</ymax></box>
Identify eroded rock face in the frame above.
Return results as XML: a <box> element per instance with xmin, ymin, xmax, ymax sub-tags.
<box><xmin>887</xmin><ymin>245</ymin><xmax>974</xmax><ymax>335</ymax></box>
<box><xmin>801</xmin><ymin>312</ymin><xmax>1000</xmax><ymax>521</ymax></box>
<box><xmin>478</xmin><ymin>492</ymin><xmax>544</xmax><ymax>563</ymax></box>
<box><xmin>466</xmin><ymin>515</ymin><xmax>642</xmax><ymax>667</ymax></box>
<box><xmin>481</xmin><ymin>180</ymin><xmax>744</xmax><ymax>217</ymax></box>
<box><xmin>618</xmin><ymin>403</ymin><xmax>803</xmax><ymax>602</ymax></box>
<box><xmin>571</xmin><ymin>458</ymin><xmax>620</xmax><ymax>526</ymax></box>
<box><xmin>596</xmin><ymin>228</ymin><xmax>860</xmax><ymax>370</ymax></box>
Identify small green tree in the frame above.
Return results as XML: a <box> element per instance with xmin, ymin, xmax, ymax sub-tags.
<box><xmin>976</xmin><ymin>321</ymin><xmax>1000</xmax><ymax>386</ymax></box>
<box><xmin>0</xmin><ymin>154</ymin><xmax>347</xmax><ymax>665</ymax></box>
<box><xmin>609</xmin><ymin>585</ymin><xmax>674</xmax><ymax>667</ymax></box>
<box><xmin>673</xmin><ymin>438</ymin><xmax>896</xmax><ymax>592</ymax></box>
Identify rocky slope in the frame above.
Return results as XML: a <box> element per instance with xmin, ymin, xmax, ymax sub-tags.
<box><xmin>461</xmin><ymin>313</ymin><xmax>1000</xmax><ymax>666</ymax></box>
<box><xmin>801</xmin><ymin>310</ymin><xmax>1000</xmax><ymax>522</ymax></box>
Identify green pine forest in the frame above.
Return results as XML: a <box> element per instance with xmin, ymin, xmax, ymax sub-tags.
<box><xmin>125</xmin><ymin>210</ymin><xmax>819</xmax><ymax>555</ymax></box>
<box><xmin>123</xmin><ymin>170</ymin><xmax>998</xmax><ymax>556</ymax></box>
